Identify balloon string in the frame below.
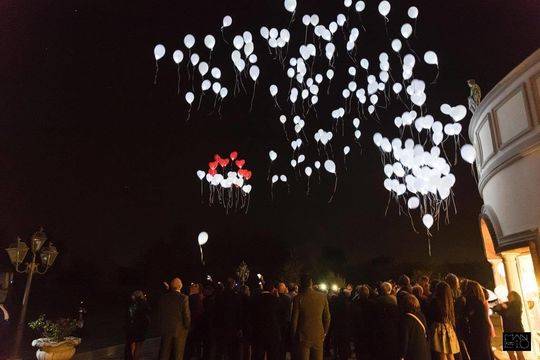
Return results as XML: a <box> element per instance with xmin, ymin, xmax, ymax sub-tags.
<box><xmin>186</xmin><ymin>106</ymin><xmax>192</xmax><ymax>122</ymax></box>
<box><xmin>250</xmin><ymin>82</ymin><xmax>256</xmax><ymax>112</ymax></box>
<box><xmin>427</xmin><ymin>237</ymin><xmax>431</xmax><ymax>257</ymax></box>
<box><xmin>328</xmin><ymin>175</ymin><xmax>338</xmax><ymax>203</ymax></box>
<box><xmin>154</xmin><ymin>60</ymin><xmax>159</xmax><ymax>85</ymax></box>
<box><xmin>176</xmin><ymin>64</ymin><xmax>180</xmax><ymax>94</ymax></box>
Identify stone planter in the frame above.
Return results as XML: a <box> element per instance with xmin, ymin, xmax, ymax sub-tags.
<box><xmin>32</xmin><ymin>337</ymin><xmax>81</xmax><ymax>360</ymax></box>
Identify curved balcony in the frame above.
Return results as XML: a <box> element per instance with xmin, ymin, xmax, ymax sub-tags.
<box><xmin>469</xmin><ymin>48</ymin><xmax>540</xmax><ymax>192</ymax></box>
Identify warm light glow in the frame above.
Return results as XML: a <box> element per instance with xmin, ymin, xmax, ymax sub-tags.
<box><xmin>497</xmin><ymin>262</ymin><xmax>506</xmax><ymax>277</ymax></box>
<box><xmin>494</xmin><ymin>285</ymin><xmax>509</xmax><ymax>301</ymax></box>
<box><xmin>331</xmin><ymin>284</ymin><xmax>339</xmax><ymax>292</ymax></box>
<box><xmin>319</xmin><ymin>283</ymin><xmax>328</xmax><ymax>291</ymax></box>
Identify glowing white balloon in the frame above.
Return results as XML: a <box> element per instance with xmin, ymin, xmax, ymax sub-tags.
<box><xmin>154</xmin><ymin>44</ymin><xmax>165</xmax><ymax>60</ymax></box>
<box><xmin>196</xmin><ymin>170</ymin><xmax>205</xmax><ymax>180</ymax></box>
<box><xmin>401</xmin><ymin>23</ymin><xmax>413</xmax><ymax>39</ymax></box>
<box><xmin>360</xmin><ymin>58</ymin><xmax>369</xmax><ymax>70</ymax></box>
<box><xmin>222</xmin><ymin>16</ymin><xmax>232</xmax><ymax>28</ymax></box>
<box><xmin>284</xmin><ymin>0</ymin><xmax>297</xmax><ymax>13</ymax></box>
<box><xmin>270</xmin><ymin>84</ymin><xmax>278</xmax><ymax>96</ymax></box>
<box><xmin>204</xmin><ymin>35</ymin><xmax>216</xmax><ymax>50</ymax></box>
<box><xmin>211</xmin><ymin>67</ymin><xmax>221</xmax><ymax>79</ymax></box>
<box><xmin>460</xmin><ymin>144</ymin><xmax>476</xmax><ymax>164</ymax></box>
<box><xmin>391</xmin><ymin>39</ymin><xmax>402</xmax><ymax>53</ymax></box>
<box><xmin>378</xmin><ymin>1</ymin><xmax>391</xmax><ymax>17</ymax></box>
<box><xmin>172</xmin><ymin>49</ymin><xmax>183</xmax><ymax>64</ymax></box>
<box><xmin>343</xmin><ymin>146</ymin><xmax>351</xmax><ymax>155</ymax></box>
<box><xmin>190</xmin><ymin>53</ymin><xmax>200</xmax><ymax>66</ymax></box>
<box><xmin>355</xmin><ymin>1</ymin><xmax>365</xmax><ymax>12</ymax></box>
<box><xmin>219</xmin><ymin>87</ymin><xmax>228</xmax><ymax>98</ymax></box>
<box><xmin>249</xmin><ymin>65</ymin><xmax>260</xmax><ymax>81</ymax></box>
<box><xmin>324</xmin><ymin>160</ymin><xmax>336</xmax><ymax>174</ymax></box>
<box><xmin>269</xmin><ymin>150</ymin><xmax>278</xmax><ymax>161</ymax></box>
<box><xmin>198</xmin><ymin>62</ymin><xmax>209</xmax><ymax>76</ymax></box>
<box><xmin>407</xmin><ymin>6</ymin><xmax>419</xmax><ymax>19</ymax></box>
<box><xmin>185</xmin><ymin>92</ymin><xmax>194</xmax><ymax>104</ymax></box>
<box><xmin>184</xmin><ymin>34</ymin><xmax>195</xmax><ymax>49</ymax></box>
<box><xmin>422</xmin><ymin>214</ymin><xmax>434</xmax><ymax>229</ymax></box>
<box><xmin>305</xmin><ymin>167</ymin><xmax>312</xmax><ymax>177</ymax></box>
<box><xmin>407</xmin><ymin>196</ymin><xmax>420</xmax><ymax>209</ymax></box>
<box><xmin>198</xmin><ymin>231</ymin><xmax>209</xmax><ymax>246</ymax></box>
<box><xmin>424</xmin><ymin>51</ymin><xmax>439</xmax><ymax>66</ymax></box>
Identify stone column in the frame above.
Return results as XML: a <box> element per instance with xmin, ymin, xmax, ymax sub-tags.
<box><xmin>501</xmin><ymin>252</ymin><xmax>521</xmax><ymax>294</ymax></box>
<box><xmin>488</xmin><ymin>257</ymin><xmax>505</xmax><ymax>288</ymax></box>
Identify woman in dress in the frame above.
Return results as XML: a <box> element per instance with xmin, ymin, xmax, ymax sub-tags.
<box><xmin>494</xmin><ymin>291</ymin><xmax>525</xmax><ymax>360</ymax></box>
<box><xmin>125</xmin><ymin>290</ymin><xmax>151</xmax><ymax>360</ymax></box>
<box><xmin>429</xmin><ymin>281</ymin><xmax>460</xmax><ymax>360</ymax></box>
<box><xmin>464</xmin><ymin>281</ymin><xmax>494</xmax><ymax>360</ymax></box>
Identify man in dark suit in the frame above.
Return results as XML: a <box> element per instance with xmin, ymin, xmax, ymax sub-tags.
<box><xmin>159</xmin><ymin>277</ymin><xmax>191</xmax><ymax>360</ymax></box>
<box><xmin>291</xmin><ymin>274</ymin><xmax>331</xmax><ymax>360</ymax></box>
<box><xmin>251</xmin><ymin>281</ymin><xmax>281</xmax><ymax>360</ymax></box>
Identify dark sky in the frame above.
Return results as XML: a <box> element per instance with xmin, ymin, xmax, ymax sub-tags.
<box><xmin>1</xmin><ymin>0</ymin><xmax>539</xmax><ymax>279</ymax></box>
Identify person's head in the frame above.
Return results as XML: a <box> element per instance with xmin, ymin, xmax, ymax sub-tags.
<box><xmin>358</xmin><ymin>285</ymin><xmax>370</xmax><ymax>299</ymax></box>
<box><xmin>299</xmin><ymin>274</ymin><xmax>313</xmax><ymax>292</ymax></box>
<box><xmin>240</xmin><ymin>284</ymin><xmax>250</xmax><ymax>297</ymax></box>
<box><xmin>131</xmin><ymin>290</ymin><xmax>146</xmax><ymax>303</ymax></box>
<box><xmin>278</xmin><ymin>282</ymin><xmax>288</xmax><ymax>295</ymax></box>
<box><xmin>170</xmin><ymin>278</ymin><xmax>183</xmax><ymax>291</ymax></box>
<box><xmin>430</xmin><ymin>279</ymin><xmax>441</xmax><ymax>295</ymax></box>
<box><xmin>412</xmin><ymin>285</ymin><xmax>423</xmax><ymax>299</ymax></box>
<box><xmin>465</xmin><ymin>280</ymin><xmax>485</xmax><ymax>303</ymax></box>
<box><xmin>467</xmin><ymin>79</ymin><xmax>476</xmax><ymax>87</ymax></box>
<box><xmin>226</xmin><ymin>277</ymin><xmax>236</xmax><ymax>290</ymax></box>
<box><xmin>508</xmin><ymin>291</ymin><xmax>521</xmax><ymax>304</ymax></box>
<box><xmin>380</xmin><ymin>282</ymin><xmax>392</xmax><ymax>295</ymax></box>
<box><xmin>398</xmin><ymin>275</ymin><xmax>411</xmax><ymax>287</ymax></box>
<box><xmin>419</xmin><ymin>275</ymin><xmax>430</xmax><ymax>286</ymax></box>
<box><xmin>445</xmin><ymin>273</ymin><xmax>461</xmax><ymax>298</ymax></box>
<box><xmin>400</xmin><ymin>293</ymin><xmax>420</xmax><ymax>314</ymax></box>
<box><xmin>434</xmin><ymin>281</ymin><xmax>455</xmax><ymax>325</ymax></box>
<box><xmin>189</xmin><ymin>283</ymin><xmax>200</xmax><ymax>295</ymax></box>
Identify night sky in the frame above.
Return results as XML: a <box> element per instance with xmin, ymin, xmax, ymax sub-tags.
<box><xmin>1</xmin><ymin>0</ymin><xmax>539</xmax><ymax>284</ymax></box>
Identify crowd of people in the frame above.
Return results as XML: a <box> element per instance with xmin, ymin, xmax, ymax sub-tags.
<box><xmin>124</xmin><ymin>273</ymin><xmax>526</xmax><ymax>360</ymax></box>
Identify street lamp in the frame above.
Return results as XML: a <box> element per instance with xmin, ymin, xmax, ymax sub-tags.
<box><xmin>5</xmin><ymin>228</ymin><xmax>58</xmax><ymax>360</ymax></box>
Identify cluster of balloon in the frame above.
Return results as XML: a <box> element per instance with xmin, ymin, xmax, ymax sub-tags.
<box><xmin>152</xmin><ymin>0</ymin><xmax>479</xmax><ymax>241</ymax></box>
<box><xmin>197</xmin><ymin>231</ymin><xmax>209</xmax><ymax>265</ymax></box>
<box><xmin>196</xmin><ymin>151</ymin><xmax>253</xmax><ymax>213</ymax></box>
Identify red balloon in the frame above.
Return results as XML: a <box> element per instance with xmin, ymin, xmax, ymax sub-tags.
<box><xmin>230</xmin><ymin>151</ymin><xmax>238</xmax><ymax>160</ymax></box>
<box><xmin>244</xmin><ymin>170</ymin><xmax>252</xmax><ymax>180</ymax></box>
<box><xmin>219</xmin><ymin>158</ymin><xmax>230</xmax><ymax>168</ymax></box>
<box><xmin>214</xmin><ymin>154</ymin><xmax>222</xmax><ymax>161</ymax></box>
<box><xmin>208</xmin><ymin>168</ymin><xmax>217</xmax><ymax>175</ymax></box>
<box><xmin>208</xmin><ymin>161</ymin><xmax>218</xmax><ymax>170</ymax></box>
<box><xmin>235</xmin><ymin>159</ymin><xmax>245</xmax><ymax>169</ymax></box>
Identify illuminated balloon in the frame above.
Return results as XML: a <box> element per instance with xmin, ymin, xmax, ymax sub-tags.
<box><xmin>154</xmin><ymin>44</ymin><xmax>165</xmax><ymax>60</ymax></box>
<box><xmin>401</xmin><ymin>23</ymin><xmax>413</xmax><ymax>39</ymax></box>
<box><xmin>269</xmin><ymin>150</ymin><xmax>277</xmax><ymax>161</ymax></box>
<box><xmin>460</xmin><ymin>144</ymin><xmax>476</xmax><ymax>164</ymax></box>
<box><xmin>422</xmin><ymin>214</ymin><xmax>434</xmax><ymax>229</ymax></box>
<box><xmin>324</xmin><ymin>160</ymin><xmax>336</xmax><ymax>174</ymax></box>
<box><xmin>185</xmin><ymin>92</ymin><xmax>194</xmax><ymax>104</ymax></box>
<box><xmin>204</xmin><ymin>35</ymin><xmax>216</xmax><ymax>50</ymax></box>
<box><xmin>198</xmin><ymin>231</ymin><xmax>209</xmax><ymax>246</ymax></box>
<box><xmin>184</xmin><ymin>34</ymin><xmax>195</xmax><ymax>49</ymax></box>
<box><xmin>378</xmin><ymin>1</ymin><xmax>391</xmax><ymax>17</ymax></box>
<box><xmin>424</xmin><ymin>51</ymin><xmax>439</xmax><ymax>66</ymax></box>
<box><xmin>222</xmin><ymin>16</ymin><xmax>232</xmax><ymax>28</ymax></box>
<box><xmin>284</xmin><ymin>0</ymin><xmax>297</xmax><ymax>13</ymax></box>
<box><xmin>270</xmin><ymin>84</ymin><xmax>278</xmax><ymax>96</ymax></box>
<box><xmin>172</xmin><ymin>49</ymin><xmax>183</xmax><ymax>64</ymax></box>
<box><xmin>407</xmin><ymin>6</ymin><xmax>419</xmax><ymax>19</ymax></box>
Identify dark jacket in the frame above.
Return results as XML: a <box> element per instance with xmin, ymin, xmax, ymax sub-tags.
<box><xmin>399</xmin><ymin>312</ymin><xmax>430</xmax><ymax>360</ymax></box>
<box><xmin>126</xmin><ymin>300</ymin><xmax>151</xmax><ymax>342</ymax></box>
<box><xmin>291</xmin><ymin>288</ymin><xmax>331</xmax><ymax>345</ymax></box>
<box><xmin>252</xmin><ymin>292</ymin><xmax>282</xmax><ymax>343</ymax></box>
<box><xmin>159</xmin><ymin>290</ymin><xmax>191</xmax><ymax>337</ymax></box>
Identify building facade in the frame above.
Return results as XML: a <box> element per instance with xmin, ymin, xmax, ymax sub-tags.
<box><xmin>469</xmin><ymin>48</ymin><xmax>540</xmax><ymax>354</ymax></box>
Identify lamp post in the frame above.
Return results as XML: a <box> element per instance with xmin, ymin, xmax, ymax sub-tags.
<box><xmin>5</xmin><ymin>228</ymin><xmax>58</xmax><ymax>360</ymax></box>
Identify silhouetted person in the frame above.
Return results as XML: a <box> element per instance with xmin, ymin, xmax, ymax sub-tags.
<box><xmin>373</xmin><ymin>282</ymin><xmax>400</xmax><ymax>359</ymax></box>
<box><xmin>332</xmin><ymin>289</ymin><xmax>352</xmax><ymax>360</ymax></box>
<box><xmin>252</xmin><ymin>281</ymin><xmax>281</xmax><ymax>360</ymax></box>
<box><xmin>399</xmin><ymin>293</ymin><xmax>430</xmax><ymax>360</ymax></box>
<box><xmin>493</xmin><ymin>291</ymin><xmax>525</xmax><ymax>360</ymax></box>
<box><xmin>277</xmin><ymin>282</ymin><xmax>292</xmax><ymax>360</ymax></box>
<box><xmin>125</xmin><ymin>290</ymin><xmax>150</xmax><ymax>360</ymax></box>
<box><xmin>159</xmin><ymin>278</ymin><xmax>191</xmax><ymax>360</ymax></box>
<box><xmin>291</xmin><ymin>274</ymin><xmax>331</xmax><ymax>360</ymax></box>
<box><xmin>215</xmin><ymin>278</ymin><xmax>243</xmax><ymax>360</ymax></box>
<box><xmin>464</xmin><ymin>281</ymin><xmax>493</xmax><ymax>360</ymax></box>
